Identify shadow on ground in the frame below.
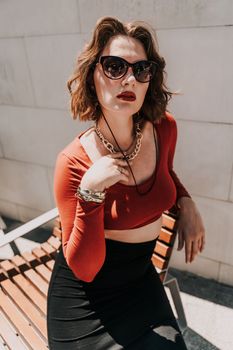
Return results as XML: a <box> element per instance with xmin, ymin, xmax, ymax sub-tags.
<box><xmin>183</xmin><ymin>328</ymin><xmax>221</xmax><ymax>350</ymax></box>
<box><xmin>170</xmin><ymin>267</ymin><xmax>233</xmax><ymax>349</ymax></box>
<box><xmin>170</xmin><ymin>267</ymin><xmax>233</xmax><ymax>309</ymax></box>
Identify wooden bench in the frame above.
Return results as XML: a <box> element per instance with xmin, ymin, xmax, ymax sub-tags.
<box><xmin>0</xmin><ymin>208</ymin><xmax>187</xmax><ymax>349</ymax></box>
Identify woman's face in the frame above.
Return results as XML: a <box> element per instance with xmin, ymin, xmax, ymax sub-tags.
<box><xmin>93</xmin><ymin>35</ymin><xmax>149</xmax><ymax>118</ymax></box>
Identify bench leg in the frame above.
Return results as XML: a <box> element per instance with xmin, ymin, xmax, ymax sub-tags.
<box><xmin>164</xmin><ymin>274</ymin><xmax>188</xmax><ymax>334</ymax></box>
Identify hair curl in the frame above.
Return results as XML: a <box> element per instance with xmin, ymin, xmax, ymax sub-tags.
<box><xmin>67</xmin><ymin>16</ymin><xmax>177</xmax><ymax>124</ymax></box>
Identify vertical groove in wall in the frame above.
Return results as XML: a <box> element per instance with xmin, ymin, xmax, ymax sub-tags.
<box><xmin>228</xmin><ymin>161</ymin><xmax>233</xmax><ymax>201</ymax></box>
<box><xmin>76</xmin><ymin>0</ymin><xmax>82</xmax><ymax>33</ymax></box>
<box><xmin>216</xmin><ymin>261</ymin><xmax>221</xmax><ymax>283</ymax></box>
<box><xmin>0</xmin><ymin>138</ymin><xmax>5</xmax><ymax>157</ymax></box>
<box><xmin>45</xmin><ymin>165</ymin><xmax>55</xmax><ymax>208</ymax></box>
<box><xmin>22</xmin><ymin>36</ymin><xmax>37</xmax><ymax>107</ymax></box>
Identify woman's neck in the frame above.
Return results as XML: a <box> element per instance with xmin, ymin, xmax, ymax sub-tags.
<box><xmin>97</xmin><ymin>112</ymin><xmax>135</xmax><ymax>150</ymax></box>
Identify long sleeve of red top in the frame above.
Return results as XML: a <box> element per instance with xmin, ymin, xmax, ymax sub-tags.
<box><xmin>53</xmin><ymin>152</ymin><xmax>106</xmax><ymax>282</ymax></box>
<box><xmin>167</xmin><ymin>115</ymin><xmax>192</xmax><ymax>209</ymax></box>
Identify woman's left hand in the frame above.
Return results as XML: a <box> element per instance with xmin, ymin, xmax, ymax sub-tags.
<box><xmin>176</xmin><ymin>197</ymin><xmax>206</xmax><ymax>263</ymax></box>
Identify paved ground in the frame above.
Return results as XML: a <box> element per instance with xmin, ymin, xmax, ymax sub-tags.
<box><xmin>1</xmin><ymin>215</ymin><xmax>233</xmax><ymax>350</ymax></box>
<box><xmin>169</xmin><ymin>268</ymin><xmax>233</xmax><ymax>350</ymax></box>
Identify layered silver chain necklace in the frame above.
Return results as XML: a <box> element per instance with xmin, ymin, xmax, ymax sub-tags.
<box><xmin>95</xmin><ymin>122</ymin><xmax>143</xmax><ymax>161</ymax></box>
<box><xmin>94</xmin><ymin>112</ymin><xmax>158</xmax><ymax>196</ymax></box>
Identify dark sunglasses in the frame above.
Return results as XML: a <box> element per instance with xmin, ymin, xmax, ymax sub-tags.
<box><xmin>98</xmin><ymin>55</ymin><xmax>157</xmax><ymax>83</ymax></box>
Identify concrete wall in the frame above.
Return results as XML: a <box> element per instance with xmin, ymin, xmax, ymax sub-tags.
<box><xmin>0</xmin><ymin>1</ymin><xmax>232</xmax><ymax>285</ymax></box>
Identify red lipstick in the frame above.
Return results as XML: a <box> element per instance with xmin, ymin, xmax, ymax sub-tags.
<box><xmin>117</xmin><ymin>91</ymin><xmax>136</xmax><ymax>101</ymax></box>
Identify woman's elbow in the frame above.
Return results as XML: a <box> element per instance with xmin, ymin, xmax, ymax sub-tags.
<box><xmin>64</xmin><ymin>248</ymin><xmax>106</xmax><ymax>283</ymax></box>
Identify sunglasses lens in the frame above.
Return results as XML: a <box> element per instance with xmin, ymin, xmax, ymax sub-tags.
<box><xmin>134</xmin><ymin>61</ymin><xmax>157</xmax><ymax>82</ymax></box>
<box><xmin>100</xmin><ymin>56</ymin><xmax>157</xmax><ymax>82</ymax></box>
<box><xmin>102</xmin><ymin>57</ymin><xmax>127</xmax><ymax>79</ymax></box>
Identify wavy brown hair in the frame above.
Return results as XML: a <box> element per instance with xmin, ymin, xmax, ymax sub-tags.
<box><xmin>67</xmin><ymin>16</ymin><xmax>177</xmax><ymax>123</ymax></box>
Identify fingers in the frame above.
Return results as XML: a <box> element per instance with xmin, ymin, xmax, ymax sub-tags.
<box><xmin>177</xmin><ymin>230</ymin><xmax>184</xmax><ymax>251</ymax></box>
<box><xmin>102</xmin><ymin>153</ymin><xmax>132</xmax><ymax>184</ymax></box>
<box><xmin>185</xmin><ymin>238</ymin><xmax>204</xmax><ymax>263</ymax></box>
<box><xmin>106</xmin><ymin>153</ymin><xmax>132</xmax><ymax>167</ymax></box>
<box><xmin>117</xmin><ymin>167</ymin><xmax>130</xmax><ymax>179</ymax></box>
<box><xmin>190</xmin><ymin>240</ymin><xmax>199</xmax><ymax>263</ymax></box>
<box><xmin>116</xmin><ymin>159</ymin><xmax>132</xmax><ymax>167</ymax></box>
<box><xmin>199</xmin><ymin>236</ymin><xmax>206</xmax><ymax>252</ymax></box>
<box><xmin>185</xmin><ymin>240</ymin><xmax>192</xmax><ymax>263</ymax></box>
<box><xmin>116</xmin><ymin>165</ymin><xmax>129</xmax><ymax>175</ymax></box>
<box><xmin>115</xmin><ymin>164</ymin><xmax>130</xmax><ymax>182</ymax></box>
<box><xmin>185</xmin><ymin>241</ymin><xmax>197</xmax><ymax>263</ymax></box>
<box><xmin>197</xmin><ymin>238</ymin><xmax>202</xmax><ymax>252</ymax></box>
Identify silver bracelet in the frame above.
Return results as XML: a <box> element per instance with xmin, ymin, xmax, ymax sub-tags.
<box><xmin>75</xmin><ymin>186</ymin><xmax>106</xmax><ymax>203</ymax></box>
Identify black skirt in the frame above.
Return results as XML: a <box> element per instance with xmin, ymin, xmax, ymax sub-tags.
<box><xmin>47</xmin><ymin>238</ymin><xmax>188</xmax><ymax>349</ymax></box>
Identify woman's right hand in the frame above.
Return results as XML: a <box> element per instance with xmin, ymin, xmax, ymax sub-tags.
<box><xmin>79</xmin><ymin>152</ymin><xmax>131</xmax><ymax>192</ymax></box>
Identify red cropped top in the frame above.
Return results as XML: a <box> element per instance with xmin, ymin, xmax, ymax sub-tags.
<box><xmin>53</xmin><ymin>112</ymin><xmax>192</xmax><ymax>282</ymax></box>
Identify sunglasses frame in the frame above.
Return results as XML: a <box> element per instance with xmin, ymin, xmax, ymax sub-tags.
<box><xmin>98</xmin><ymin>55</ymin><xmax>157</xmax><ymax>83</ymax></box>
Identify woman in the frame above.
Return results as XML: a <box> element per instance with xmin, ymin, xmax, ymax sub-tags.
<box><xmin>47</xmin><ymin>16</ymin><xmax>205</xmax><ymax>349</ymax></box>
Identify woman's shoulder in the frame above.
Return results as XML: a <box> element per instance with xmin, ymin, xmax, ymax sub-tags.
<box><xmin>56</xmin><ymin>126</ymin><xmax>94</xmax><ymax>165</ymax></box>
<box><xmin>152</xmin><ymin>111</ymin><xmax>177</xmax><ymax>134</ymax></box>
<box><xmin>164</xmin><ymin>111</ymin><xmax>177</xmax><ymax>135</ymax></box>
<box><xmin>162</xmin><ymin>111</ymin><xmax>176</xmax><ymax>126</ymax></box>
<box><xmin>165</xmin><ymin>110</ymin><xmax>176</xmax><ymax>122</ymax></box>
<box><xmin>152</xmin><ymin>110</ymin><xmax>176</xmax><ymax>125</ymax></box>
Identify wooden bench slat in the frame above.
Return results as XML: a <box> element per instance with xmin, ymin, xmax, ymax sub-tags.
<box><xmin>52</xmin><ymin>226</ymin><xmax>61</xmax><ymax>240</ymax></box>
<box><xmin>0</xmin><ymin>336</ymin><xmax>9</xmax><ymax>350</ymax></box>
<box><xmin>154</xmin><ymin>241</ymin><xmax>172</xmax><ymax>258</ymax></box>
<box><xmin>0</xmin><ymin>339</ymin><xmax>7</xmax><ymax>350</ymax></box>
<box><xmin>41</xmin><ymin>241</ymin><xmax>57</xmax><ymax>258</ymax></box>
<box><xmin>13</xmin><ymin>274</ymin><xmax>46</xmax><ymax>315</ymax></box>
<box><xmin>151</xmin><ymin>253</ymin><xmax>168</xmax><ymax>270</ymax></box>
<box><xmin>161</xmin><ymin>213</ymin><xmax>176</xmax><ymax>230</ymax></box>
<box><xmin>35</xmin><ymin>264</ymin><xmax>52</xmax><ymax>283</ymax></box>
<box><xmin>158</xmin><ymin>227</ymin><xmax>176</xmax><ymax>245</ymax></box>
<box><xmin>0</xmin><ymin>261</ymin><xmax>18</xmax><ymax>278</ymax></box>
<box><xmin>46</xmin><ymin>260</ymin><xmax>55</xmax><ymax>271</ymax></box>
<box><xmin>54</xmin><ymin>217</ymin><xmax>61</xmax><ymax>229</ymax></box>
<box><xmin>0</xmin><ymin>269</ymin><xmax>7</xmax><ymax>283</ymax></box>
<box><xmin>1</xmin><ymin>280</ymin><xmax>47</xmax><ymax>339</ymax></box>
<box><xmin>0</xmin><ymin>312</ymin><xmax>29</xmax><ymax>350</ymax></box>
<box><xmin>10</xmin><ymin>255</ymin><xmax>29</xmax><ymax>273</ymax></box>
<box><xmin>24</xmin><ymin>269</ymin><xmax>48</xmax><ymax>297</ymax></box>
<box><xmin>0</xmin><ymin>290</ymin><xmax>48</xmax><ymax>350</ymax></box>
<box><xmin>47</xmin><ymin>236</ymin><xmax>61</xmax><ymax>250</ymax></box>
<box><xmin>32</xmin><ymin>247</ymin><xmax>50</xmax><ymax>264</ymax></box>
<box><xmin>21</xmin><ymin>252</ymin><xmax>40</xmax><ymax>268</ymax></box>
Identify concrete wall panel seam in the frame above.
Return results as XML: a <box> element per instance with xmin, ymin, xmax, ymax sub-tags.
<box><xmin>76</xmin><ymin>0</ymin><xmax>82</xmax><ymax>33</ymax></box>
<box><xmin>22</xmin><ymin>37</ymin><xmax>37</xmax><ymax>106</ymax></box>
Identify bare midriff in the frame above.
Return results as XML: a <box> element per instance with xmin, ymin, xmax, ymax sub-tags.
<box><xmin>104</xmin><ymin>215</ymin><xmax>162</xmax><ymax>243</ymax></box>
